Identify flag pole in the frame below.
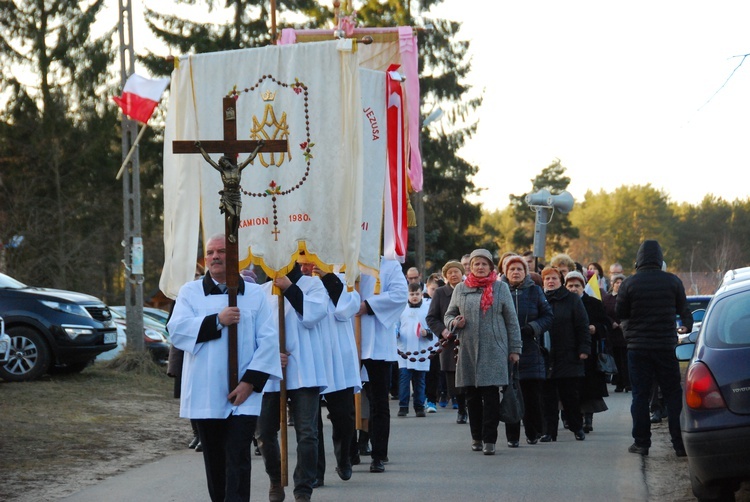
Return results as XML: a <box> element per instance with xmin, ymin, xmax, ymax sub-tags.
<box><xmin>116</xmin><ymin>123</ymin><xmax>148</xmax><ymax>180</ymax></box>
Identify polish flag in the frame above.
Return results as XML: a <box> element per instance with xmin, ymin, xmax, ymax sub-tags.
<box><xmin>113</xmin><ymin>74</ymin><xmax>170</xmax><ymax>124</ymax></box>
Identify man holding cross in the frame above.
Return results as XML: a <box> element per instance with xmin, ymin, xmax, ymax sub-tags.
<box><xmin>168</xmin><ymin>233</ymin><xmax>282</xmax><ymax>502</ymax></box>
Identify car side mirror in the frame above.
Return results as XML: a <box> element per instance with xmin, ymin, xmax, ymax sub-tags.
<box><xmin>675</xmin><ymin>342</ymin><xmax>695</xmax><ymax>361</ymax></box>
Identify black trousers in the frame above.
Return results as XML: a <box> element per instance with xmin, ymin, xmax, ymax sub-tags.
<box><xmin>195</xmin><ymin>414</ymin><xmax>257</xmax><ymax>502</ymax></box>
<box><xmin>505</xmin><ymin>378</ymin><xmax>544</xmax><ymax>442</ymax></box>
<box><xmin>465</xmin><ymin>385</ymin><xmax>501</xmax><ymax>444</ymax></box>
<box><xmin>316</xmin><ymin>387</ymin><xmax>355</xmax><ymax>480</ymax></box>
<box><xmin>542</xmin><ymin>377</ymin><xmax>584</xmax><ymax>437</ymax></box>
<box><xmin>362</xmin><ymin>359</ymin><xmax>392</xmax><ymax>461</ymax></box>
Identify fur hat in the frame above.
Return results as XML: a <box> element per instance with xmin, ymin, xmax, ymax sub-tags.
<box><xmin>469</xmin><ymin>249</ymin><xmax>495</xmax><ymax>270</ymax></box>
<box><xmin>610</xmin><ymin>273</ymin><xmax>626</xmax><ymax>283</ymax></box>
<box><xmin>502</xmin><ymin>255</ymin><xmax>528</xmax><ymax>276</ymax></box>
<box><xmin>442</xmin><ymin>260</ymin><xmax>465</xmax><ymax>278</ymax></box>
<box><xmin>564</xmin><ymin>270</ymin><xmax>586</xmax><ymax>286</ymax></box>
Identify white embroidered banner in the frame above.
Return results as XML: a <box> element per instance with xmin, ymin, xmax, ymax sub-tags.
<box><xmin>358</xmin><ymin>68</ymin><xmax>387</xmax><ymax>277</ymax></box>
<box><xmin>160</xmin><ymin>41</ymin><xmax>363</xmax><ymax>297</ymax></box>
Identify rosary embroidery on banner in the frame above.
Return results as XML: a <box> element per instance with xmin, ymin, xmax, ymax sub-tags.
<box><xmin>230</xmin><ymin>76</ymin><xmax>314</xmax><ymax>241</ymax></box>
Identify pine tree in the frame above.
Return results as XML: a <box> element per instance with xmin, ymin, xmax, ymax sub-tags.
<box><xmin>0</xmin><ymin>0</ymin><xmax>121</xmax><ymax>299</ymax></box>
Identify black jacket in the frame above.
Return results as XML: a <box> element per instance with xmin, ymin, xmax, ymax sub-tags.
<box><xmin>544</xmin><ymin>286</ymin><xmax>591</xmax><ymax>379</ymax></box>
<box><xmin>616</xmin><ymin>240</ymin><xmax>692</xmax><ymax>351</ymax></box>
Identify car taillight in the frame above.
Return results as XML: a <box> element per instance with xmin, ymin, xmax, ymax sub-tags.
<box><xmin>685</xmin><ymin>361</ymin><xmax>726</xmax><ymax>410</ymax></box>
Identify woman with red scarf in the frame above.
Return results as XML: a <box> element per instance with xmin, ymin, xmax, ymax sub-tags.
<box><xmin>444</xmin><ymin>249</ymin><xmax>523</xmax><ymax>455</ymax></box>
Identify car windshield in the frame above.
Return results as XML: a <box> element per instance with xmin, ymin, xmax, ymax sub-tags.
<box><xmin>703</xmin><ymin>289</ymin><xmax>750</xmax><ymax>347</ymax></box>
<box><xmin>0</xmin><ymin>273</ymin><xmax>26</xmax><ymax>289</ymax></box>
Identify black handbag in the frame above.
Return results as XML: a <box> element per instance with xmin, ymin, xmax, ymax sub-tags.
<box><xmin>596</xmin><ymin>341</ymin><xmax>618</xmax><ymax>377</ymax></box>
<box><xmin>499</xmin><ymin>362</ymin><xmax>525</xmax><ymax>424</ymax></box>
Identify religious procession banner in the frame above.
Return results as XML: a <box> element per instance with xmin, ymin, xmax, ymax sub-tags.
<box><xmin>160</xmin><ymin>40</ymin><xmax>364</xmax><ymax>298</ymax></box>
<box><xmin>358</xmin><ymin>68</ymin><xmax>387</xmax><ymax>276</ymax></box>
<box><xmin>280</xmin><ymin>28</ymin><xmax>419</xmax><ymax>265</ymax></box>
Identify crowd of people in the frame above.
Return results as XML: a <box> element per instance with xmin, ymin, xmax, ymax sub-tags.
<box><xmin>167</xmin><ymin>234</ymin><xmax>692</xmax><ymax>501</ymax></box>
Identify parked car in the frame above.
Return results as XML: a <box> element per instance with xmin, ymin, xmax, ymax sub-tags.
<box><xmin>0</xmin><ymin>316</ymin><xmax>11</xmax><ymax>364</ymax></box>
<box><xmin>108</xmin><ymin>306</ymin><xmax>170</xmax><ymax>363</ymax></box>
<box><xmin>142</xmin><ymin>306</ymin><xmax>170</xmax><ymax>326</ymax></box>
<box><xmin>0</xmin><ymin>272</ymin><xmax>118</xmax><ymax>381</ymax></box>
<box><xmin>678</xmin><ymin>295</ymin><xmax>713</xmax><ymax>344</ymax></box>
<box><xmin>675</xmin><ymin>271</ymin><xmax>750</xmax><ymax>501</ymax></box>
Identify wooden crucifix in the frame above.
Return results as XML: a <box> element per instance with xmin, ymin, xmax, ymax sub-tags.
<box><xmin>173</xmin><ymin>96</ymin><xmax>288</xmax><ymax>390</ymax></box>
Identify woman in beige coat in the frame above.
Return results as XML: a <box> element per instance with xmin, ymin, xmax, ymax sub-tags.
<box><xmin>444</xmin><ymin>249</ymin><xmax>522</xmax><ymax>455</ymax></box>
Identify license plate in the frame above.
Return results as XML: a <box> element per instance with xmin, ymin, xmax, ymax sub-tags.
<box><xmin>104</xmin><ymin>332</ymin><xmax>116</xmax><ymax>344</ymax></box>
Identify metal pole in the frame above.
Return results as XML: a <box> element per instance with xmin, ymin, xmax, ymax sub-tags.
<box><xmin>118</xmin><ymin>0</ymin><xmax>144</xmax><ymax>352</ymax></box>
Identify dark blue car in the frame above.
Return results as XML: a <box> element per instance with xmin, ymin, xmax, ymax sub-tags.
<box><xmin>676</xmin><ymin>272</ymin><xmax>750</xmax><ymax>501</ymax></box>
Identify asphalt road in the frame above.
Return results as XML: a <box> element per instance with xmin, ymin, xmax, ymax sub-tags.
<box><xmin>62</xmin><ymin>389</ymin><xmax>652</xmax><ymax>502</ymax></box>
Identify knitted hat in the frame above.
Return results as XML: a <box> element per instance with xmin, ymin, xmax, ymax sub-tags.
<box><xmin>564</xmin><ymin>270</ymin><xmax>586</xmax><ymax>286</ymax></box>
<box><xmin>502</xmin><ymin>255</ymin><xmax>528</xmax><ymax>276</ymax></box>
<box><xmin>469</xmin><ymin>249</ymin><xmax>495</xmax><ymax>270</ymax></box>
<box><xmin>610</xmin><ymin>273</ymin><xmax>626</xmax><ymax>283</ymax></box>
<box><xmin>442</xmin><ymin>260</ymin><xmax>465</xmax><ymax>278</ymax></box>
<box><xmin>541</xmin><ymin>267</ymin><xmax>563</xmax><ymax>281</ymax></box>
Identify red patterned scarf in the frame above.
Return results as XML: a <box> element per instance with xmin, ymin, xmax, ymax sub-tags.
<box><xmin>464</xmin><ymin>270</ymin><xmax>498</xmax><ymax>313</ymax></box>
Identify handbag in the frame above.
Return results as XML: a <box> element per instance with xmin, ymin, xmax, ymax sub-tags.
<box><xmin>596</xmin><ymin>351</ymin><xmax>618</xmax><ymax>376</ymax></box>
<box><xmin>499</xmin><ymin>362</ymin><xmax>525</xmax><ymax>424</ymax></box>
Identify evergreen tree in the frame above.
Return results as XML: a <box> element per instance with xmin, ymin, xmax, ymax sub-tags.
<box><xmin>0</xmin><ymin>0</ymin><xmax>121</xmax><ymax>299</ymax></box>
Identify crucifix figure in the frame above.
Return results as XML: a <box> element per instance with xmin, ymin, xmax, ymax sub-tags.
<box><xmin>195</xmin><ymin>140</ymin><xmax>264</xmax><ymax>243</ymax></box>
<box><xmin>173</xmin><ymin>96</ymin><xmax>288</xmax><ymax>390</ymax></box>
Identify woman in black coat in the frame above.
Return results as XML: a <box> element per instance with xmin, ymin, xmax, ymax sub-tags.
<box><xmin>539</xmin><ymin>267</ymin><xmax>591</xmax><ymax>442</ymax></box>
<box><xmin>564</xmin><ymin>271</ymin><xmax>610</xmax><ymax>433</ymax></box>
<box><xmin>500</xmin><ymin>255</ymin><xmax>554</xmax><ymax>447</ymax></box>
<box><xmin>425</xmin><ymin>260</ymin><xmax>467</xmax><ymax>423</ymax></box>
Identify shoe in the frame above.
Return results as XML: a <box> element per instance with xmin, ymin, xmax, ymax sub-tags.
<box><xmin>452</xmin><ymin>397</ymin><xmax>459</xmax><ymax>410</ymax></box>
<box><xmin>574</xmin><ymin>429</ymin><xmax>586</xmax><ymax>441</ymax></box>
<box><xmin>390</xmin><ymin>394</ymin><xmax>399</xmax><ymax>400</ymax></box>
<box><xmin>369</xmin><ymin>459</ymin><xmax>385</xmax><ymax>473</ymax></box>
<box><xmin>539</xmin><ymin>434</ymin><xmax>556</xmax><ymax>443</ymax></box>
<box><xmin>628</xmin><ymin>443</ymin><xmax>649</xmax><ymax>456</ymax></box>
<box><xmin>311</xmin><ymin>478</ymin><xmax>323</xmax><ymax>488</ymax></box>
<box><xmin>383</xmin><ymin>456</ymin><xmax>389</xmax><ymax>463</ymax></box>
<box><xmin>439</xmin><ymin>396</ymin><xmax>448</xmax><ymax>408</ymax></box>
<box><xmin>255</xmin><ymin>445</ymin><xmax>261</xmax><ymax>456</ymax></box>
<box><xmin>426</xmin><ymin>402</ymin><xmax>437</xmax><ymax>413</ymax></box>
<box><xmin>294</xmin><ymin>495</ymin><xmax>311</xmax><ymax>502</ymax></box>
<box><xmin>483</xmin><ymin>443</ymin><xmax>496</xmax><ymax>455</ymax></box>
<box><xmin>650</xmin><ymin>411</ymin><xmax>662</xmax><ymax>424</ymax></box>
<box><xmin>614</xmin><ymin>387</ymin><xmax>624</xmax><ymax>393</ymax></box>
<box><xmin>415</xmin><ymin>408</ymin><xmax>426</xmax><ymax>418</ymax></box>
<box><xmin>350</xmin><ymin>453</ymin><xmax>360</xmax><ymax>466</ymax></box>
<box><xmin>336</xmin><ymin>465</ymin><xmax>352</xmax><ymax>481</ymax></box>
<box><xmin>471</xmin><ymin>440</ymin><xmax>483</xmax><ymax>451</ymax></box>
<box><xmin>507</xmin><ymin>441</ymin><xmax>519</xmax><ymax>448</ymax></box>
<box><xmin>456</xmin><ymin>412</ymin><xmax>467</xmax><ymax>424</ymax></box>
<box><xmin>188</xmin><ymin>436</ymin><xmax>200</xmax><ymax>449</ymax></box>
<box><xmin>397</xmin><ymin>407</ymin><xmax>408</xmax><ymax>417</ymax></box>
<box><xmin>675</xmin><ymin>447</ymin><xmax>687</xmax><ymax>458</ymax></box>
<box><xmin>194</xmin><ymin>441</ymin><xmax>203</xmax><ymax>452</ymax></box>
<box><xmin>526</xmin><ymin>436</ymin><xmax>539</xmax><ymax>445</ymax></box>
<box><xmin>269</xmin><ymin>484</ymin><xmax>285</xmax><ymax>502</ymax></box>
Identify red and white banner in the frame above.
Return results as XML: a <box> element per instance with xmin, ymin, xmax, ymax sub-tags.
<box><xmin>383</xmin><ymin>64</ymin><xmax>408</xmax><ymax>263</ymax></box>
<box><xmin>113</xmin><ymin>74</ymin><xmax>170</xmax><ymax>124</ymax></box>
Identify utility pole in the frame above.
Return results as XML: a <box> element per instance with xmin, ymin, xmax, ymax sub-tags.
<box><xmin>118</xmin><ymin>0</ymin><xmax>144</xmax><ymax>352</ymax></box>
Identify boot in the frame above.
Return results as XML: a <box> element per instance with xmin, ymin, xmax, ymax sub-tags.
<box><xmin>583</xmin><ymin>413</ymin><xmax>593</xmax><ymax>433</ymax></box>
<box><xmin>358</xmin><ymin>430</ymin><xmax>371</xmax><ymax>456</ymax></box>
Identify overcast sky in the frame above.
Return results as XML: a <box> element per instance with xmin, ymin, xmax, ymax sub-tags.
<box><xmin>431</xmin><ymin>1</ymin><xmax>750</xmax><ymax>211</ymax></box>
